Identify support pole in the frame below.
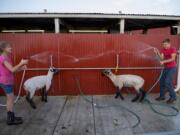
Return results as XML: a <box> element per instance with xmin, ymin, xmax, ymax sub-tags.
<box><xmin>177</xmin><ymin>21</ymin><xmax>180</xmax><ymax>35</ymax></box>
<box><xmin>50</xmin><ymin>55</ymin><xmax>53</xmax><ymax>67</ymax></box>
<box><xmin>115</xmin><ymin>54</ymin><xmax>119</xmax><ymax>73</ymax></box>
<box><xmin>54</xmin><ymin>18</ymin><xmax>60</xmax><ymax>33</ymax></box>
<box><xmin>175</xmin><ymin>50</ymin><xmax>180</xmax><ymax>92</ymax></box>
<box><xmin>119</xmin><ymin>19</ymin><xmax>125</xmax><ymax>34</ymax></box>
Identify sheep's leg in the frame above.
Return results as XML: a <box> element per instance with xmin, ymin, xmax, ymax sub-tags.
<box><xmin>131</xmin><ymin>93</ymin><xmax>140</xmax><ymax>102</ymax></box>
<box><xmin>115</xmin><ymin>87</ymin><xmax>124</xmax><ymax>100</ymax></box>
<box><xmin>44</xmin><ymin>91</ymin><xmax>48</xmax><ymax>102</ymax></box>
<box><xmin>29</xmin><ymin>99</ymin><xmax>37</xmax><ymax>109</ymax></box>
<box><xmin>44</xmin><ymin>83</ymin><xmax>51</xmax><ymax>103</ymax></box>
<box><xmin>26</xmin><ymin>92</ymin><xmax>37</xmax><ymax>109</ymax></box>
<box><xmin>26</xmin><ymin>92</ymin><xmax>31</xmax><ymax>102</ymax></box>
<box><xmin>44</xmin><ymin>87</ymin><xmax>49</xmax><ymax>102</ymax></box>
<box><xmin>139</xmin><ymin>88</ymin><xmax>146</xmax><ymax>102</ymax></box>
<box><xmin>41</xmin><ymin>87</ymin><xmax>45</xmax><ymax>102</ymax></box>
<box><xmin>115</xmin><ymin>87</ymin><xmax>120</xmax><ymax>99</ymax></box>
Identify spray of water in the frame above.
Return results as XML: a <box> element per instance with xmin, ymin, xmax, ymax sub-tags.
<box><xmin>27</xmin><ymin>41</ymin><xmax>158</xmax><ymax>64</ymax></box>
<box><xmin>76</xmin><ymin>50</ymin><xmax>116</xmax><ymax>61</ymax></box>
<box><xmin>30</xmin><ymin>51</ymin><xmax>53</xmax><ymax>64</ymax></box>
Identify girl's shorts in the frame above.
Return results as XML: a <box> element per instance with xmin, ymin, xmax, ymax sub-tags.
<box><xmin>0</xmin><ymin>84</ymin><xmax>13</xmax><ymax>94</ymax></box>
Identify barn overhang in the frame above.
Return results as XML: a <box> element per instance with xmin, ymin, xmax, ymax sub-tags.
<box><xmin>0</xmin><ymin>13</ymin><xmax>180</xmax><ymax>34</ymax></box>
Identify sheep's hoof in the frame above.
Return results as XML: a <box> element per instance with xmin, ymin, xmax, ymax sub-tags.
<box><xmin>131</xmin><ymin>99</ymin><xmax>138</xmax><ymax>102</ymax></box>
<box><xmin>115</xmin><ymin>92</ymin><xmax>119</xmax><ymax>99</ymax></box>
<box><xmin>44</xmin><ymin>99</ymin><xmax>47</xmax><ymax>102</ymax></box>
<box><xmin>115</xmin><ymin>95</ymin><xmax>119</xmax><ymax>99</ymax></box>
<box><xmin>131</xmin><ymin>94</ymin><xmax>140</xmax><ymax>102</ymax></box>
<box><xmin>26</xmin><ymin>96</ymin><xmax>30</xmax><ymax>102</ymax></box>
<box><xmin>31</xmin><ymin>105</ymin><xmax>37</xmax><ymax>109</ymax></box>
<box><xmin>41</xmin><ymin>98</ymin><xmax>45</xmax><ymax>102</ymax></box>
<box><xmin>114</xmin><ymin>93</ymin><xmax>124</xmax><ymax>100</ymax></box>
<box><xmin>139</xmin><ymin>90</ymin><xmax>146</xmax><ymax>102</ymax></box>
<box><xmin>30</xmin><ymin>102</ymin><xmax>37</xmax><ymax>109</ymax></box>
<box><xmin>119</xmin><ymin>94</ymin><xmax>124</xmax><ymax>100</ymax></box>
<box><xmin>26</xmin><ymin>98</ymin><xmax>37</xmax><ymax>109</ymax></box>
<box><xmin>120</xmin><ymin>97</ymin><xmax>124</xmax><ymax>100</ymax></box>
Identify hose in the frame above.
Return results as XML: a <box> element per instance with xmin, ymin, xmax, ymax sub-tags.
<box><xmin>74</xmin><ymin>66</ymin><xmax>179</xmax><ymax>129</ymax></box>
<box><xmin>144</xmin><ymin>69</ymin><xmax>179</xmax><ymax>116</ymax></box>
<box><xmin>142</xmin><ymin>51</ymin><xmax>179</xmax><ymax>117</ymax></box>
<box><xmin>0</xmin><ymin>69</ymin><xmax>26</xmax><ymax>107</ymax></box>
<box><xmin>74</xmin><ymin>76</ymin><xmax>141</xmax><ymax>128</ymax></box>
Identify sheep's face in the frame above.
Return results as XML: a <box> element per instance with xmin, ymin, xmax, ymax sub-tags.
<box><xmin>49</xmin><ymin>67</ymin><xmax>59</xmax><ymax>74</ymax></box>
<box><xmin>102</xmin><ymin>69</ymin><xmax>112</xmax><ymax>76</ymax></box>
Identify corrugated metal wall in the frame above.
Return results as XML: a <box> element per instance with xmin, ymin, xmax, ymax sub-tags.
<box><xmin>0</xmin><ymin>34</ymin><xmax>179</xmax><ymax>95</ymax></box>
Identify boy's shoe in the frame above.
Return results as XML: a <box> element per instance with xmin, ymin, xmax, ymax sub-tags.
<box><xmin>7</xmin><ymin>112</ymin><xmax>23</xmax><ymax>125</ymax></box>
<box><xmin>155</xmin><ymin>97</ymin><xmax>165</xmax><ymax>101</ymax></box>
<box><xmin>166</xmin><ymin>98</ymin><xmax>176</xmax><ymax>104</ymax></box>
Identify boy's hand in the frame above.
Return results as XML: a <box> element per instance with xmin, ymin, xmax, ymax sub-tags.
<box><xmin>20</xmin><ymin>59</ymin><xmax>29</xmax><ymax>65</ymax></box>
<box><xmin>153</xmin><ymin>48</ymin><xmax>159</xmax><ymax>54</ymax></box>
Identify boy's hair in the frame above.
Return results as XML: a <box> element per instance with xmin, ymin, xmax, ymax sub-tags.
<box><xmin>162</xmin><ymin>38</ymin><xmax>170</xmax><ymax>44</ymax></box>
<box><xmin>0</xmin><ymin>41</ymin><xmax>10</xmax><ymax>54</ymax></box>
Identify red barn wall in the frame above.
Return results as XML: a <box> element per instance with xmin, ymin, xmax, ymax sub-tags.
<box><xmin>147</xmin><ymin>27</ymin><xmax>171</xmax><ymax>35</ymax></box>
<box><xmin>0</xmin><ymin>34</ymin><xmax>179</xmax><ymax>95</ymax></box>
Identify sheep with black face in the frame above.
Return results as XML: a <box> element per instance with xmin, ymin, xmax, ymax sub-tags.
<box><xmin>24</xmin><ymin>67</ymin><xmax>59</xmax><ymax>109</ymax></box>
<box><xmin>102</xmin><ymin>69</ymin><xmax>146</xmax><ymax>102</ymax></box>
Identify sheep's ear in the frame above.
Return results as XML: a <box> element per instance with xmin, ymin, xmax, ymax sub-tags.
<box><xmin>49</xmin><ymin>67</ymin><xmax>54</xmax><ymax>72</ymax></box>
<box><xmin>104</xmin><ymin>69</ymin><xmax>110</xmax><ymax>72</ymax></box>
<box><xmin>102</xmin><ymin>69</ymin><xmax>106</xmax><ymax>74</ymax></box>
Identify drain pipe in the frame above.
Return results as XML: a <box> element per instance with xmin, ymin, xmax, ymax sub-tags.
<box><xmin>175</xmin><ymin>49</ymin><xmax>180</xmax><ymax>92</ymax></box>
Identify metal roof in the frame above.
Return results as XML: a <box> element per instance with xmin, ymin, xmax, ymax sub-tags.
<box><xmin>0</xmin><ymin>12</ymin><xmax>180</xmax><ymax>20</ymax></box>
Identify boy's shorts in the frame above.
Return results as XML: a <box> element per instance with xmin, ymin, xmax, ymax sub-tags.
<box><xmin>0</xmin><ymin>84</ymin><xmax>13</xmax><ymax>94</ymax></box>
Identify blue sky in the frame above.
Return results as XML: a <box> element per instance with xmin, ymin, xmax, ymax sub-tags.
<box><xmin>0</xmin><ymin>0</ymin><xmax>180</xmax><ymax>15</ymax></box>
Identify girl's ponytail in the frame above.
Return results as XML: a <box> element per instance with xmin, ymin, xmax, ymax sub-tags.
<box><xmin>0</xmin><ymin>41</ymin><xmax>9</xmax><ymax>54</ymax></box>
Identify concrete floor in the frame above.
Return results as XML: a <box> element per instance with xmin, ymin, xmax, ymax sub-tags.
<box><xmin>0</xmin><ymin>94</ymin><xmax>180</xmax><ymax>135</ymax></box>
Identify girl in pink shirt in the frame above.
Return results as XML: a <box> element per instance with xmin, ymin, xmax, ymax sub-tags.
<box><xmin>154</xmin><ymin>38</ymin><xmax>177</xmax><ymax>104</ymax></box>
<box><xmin>0</xmin><ymin>41</ymin><xmax>28</xmax><ymax>125</ymax></box>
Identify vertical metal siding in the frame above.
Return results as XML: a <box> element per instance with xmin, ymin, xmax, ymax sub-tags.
<box><xmin>0</xmin><ymin>34</ymin><xmax>179</xmax><ymax>95</ymax></box>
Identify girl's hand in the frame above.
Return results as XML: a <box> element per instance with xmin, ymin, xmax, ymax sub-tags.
<box><xmin>20</xmin><ymin>59</ymin><xmax>28</xmax><ymax>65</ymax></box>
<box><xmin>160</xmin><ymin>61</ymin><xmax>164</xmax><ymax>65</ymax></box>
<box><xmin>21</xmin><ymin>65</ymin><xmax>27</xmax><ymax>70</ymax></box>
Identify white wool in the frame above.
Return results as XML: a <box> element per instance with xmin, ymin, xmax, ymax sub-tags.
<box><xmin>24</xmin><ymin>70</ymin><xmax>54</xmax><ymax>98</ymax></box>
<box><xmin>108</xmin><ymin>73</ymin><xmax>144</xmax><ymax>92</ymax></box>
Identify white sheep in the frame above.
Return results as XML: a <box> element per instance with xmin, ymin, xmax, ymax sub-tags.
<box><xmin>102</xmin><ymin>69</ymin><xmax>146</xmax><ymax>102</ymax></box>
<box><xmin>24</xmin><ymin>67</ymin><xmax>59</xmax><ymax>109</ymax></box>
